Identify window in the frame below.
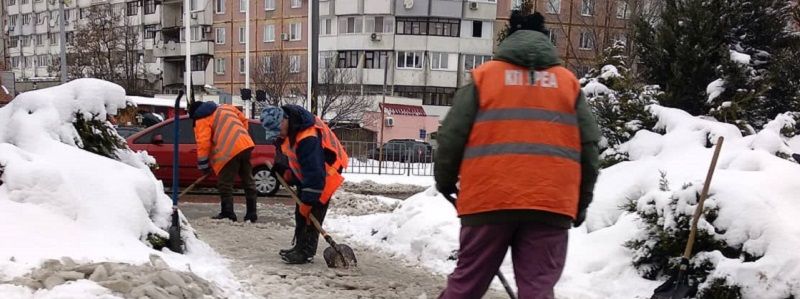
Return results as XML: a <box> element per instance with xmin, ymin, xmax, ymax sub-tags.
<box><xmin>511</xmin><ymin>0</ymin><xmax>521</xmax><ymax>9</ymax></box>
<box><xmin>464</xmin><ymin>54</ymin><xmax>491</xmax><ymax>71</ymax></box>
<box><xmin>9</xmin><ymin>36</ymin><xmax>19</xmax><ymax>48</ymax></box>
<box><xmin>66</xmin><ymin>32</ymin><xmax>74</xmax><ymax>44</ymax></box>
<box><xmin>239</xmin><ymin>27</ymin><xmax>245</xmax><ymax>43</ymax></box>
<box><xmin>144</xmin><ymin>0</ymin><xmax>156</xmax><ymax>14</ymax></box>
<box><xmin>191</xmin><ymin>56</ymin><xmax>205</xmax><ymax>71</ymax></box>
<box><xmin>546</xmin><ymin>0</ymin><xmax>561</xmax><ymax>14</ymax></box>
<box><xmin>289</xmin><ymin>55</ymin><xmax>300</xmax><ymax>73</ymax></box>
<box><xmin>548</xmin><ymin>30</ymin><xmax>557</xmax><ymax>46</ymax></box>
<box><xmin>321</xmin><ymin>18</ymin><xmax>332</xmax><ymax>35</ymax></box>
<box><xmin>36</xmin><ymin>13</ymin><xmax>45</xmax><ymax>25</ymax></box>
<box><xmin>339</xmin><ymin>16</ymin><xmax>363</xmax><ymax>34</ymax></box>
<box><xmin>264</xmin><ymin>0</ymin><xmax>275</xmax><ymax>10</ymax></box>
<box><xmin>290</xmin><ymin>0</ymin><xmax>300</xmax><ymax>8</ymax></box>
<box><xmin>215</xmin><ymin>27</ymin><xmax>225</xmax><ymax>44</ymax></box>
<box><xmin>471</xmin><ymin>21</ymin><xmax>483</xmax><ymax>38</ymax></box>
<box><xmin>35</xmin><ymin>34</ymin><xmax>44</xmax><ymax>46</ymax></box>
<box><xmin>21</xmin><ymin>36</ymin><xmax>30</xmax><ymax>47</ymax></box>
<box><xmin>363</xmin><ymin>51</ymin><xmax>388</xmax><ymax>69</ymax></box>
<box><xmin>397</xmin><ymin>17</ymin><xmax>459</xmax><ymax>37</ymax></box>
<box><xmin>336</xmin><ymin>50</ymin><xmax>359</xmax><ymax>68</ymax></box>
<box><xmin>430</xmin><ymin>52</ymin><xmax>450</xmax><ymax>70</ymax></box>
<box><xmin>65</xmin><ymin>9</ymin><xmax>73</xmax><ymax>23</ymax></box>
<box><xmin>37</xmin><ymin>55</ymin><xmax>49</xmax><ymax>67</ymax></box>
<box><xmin>319</xmin><ymin>51</ymin><xmax>335</xmax><ymax>69</ymax></box>
<box><xmin>616</xmin><ymin>0</ymin><xmax>630</xmax><ymax>19</ymax></box>
<box><xmin>612</xmin><ymin>32</ymin><xmax>627</xmax><ymax>45</ymax></box>
<box><xmin>366</xmin><ymin>16</ymin><xmax>393</xmax><ymax>33</ymax></box>
<box><xmin>26</xmin><ymin>57</ymin><xmax>34</xmax><ymax>68</ymax></box>
<box><xmin>22</xmin><ymin>14</ymin><xmax>30</xmax><ymax>25</ymax></box>
<box><xmin>21</xmin><ymin>0</ymin><xmax>28</xmax><ymax>4</ymax></box>
<box><xmin>80</xmin><ymin>8</ymin><xmax>89</xmax><ymax>19</ymax></box>
<box><xmin>127</xmin><ymin>1</ymin><xmax>139</xmax><ymax>16</ymax></box>
<box><xmin>10</xmin><ymin>15</ymin><xmax>18</xmax><ymax>28</ymax></box>
<box><xmin>581</xmin><ymin>0</ymin><xmax>594</xmax><ymax>16</ymax></box>
<box><xmin>8</xmin><ymin>0</ymin><xmax>15</xmax><ymax>5</ymax></box>
<box><xmin>579</xmin><ymin>31</ymin><xmax>594</xmax><ymax>49</ymax></box>
<box><xmin>11</xmin><ymin>57</ymin><xmax>20</xmax><ymax>69</ymax></box>
<box><xmin>240</xmin><ymin>0</ymin><xmax>246</xmax><ymax>12</ymax></box>
<box><xmin>145</xmin><ymin>25</ymin><xmax>158</xmax><ymax>39</ymax></box>
<box><xmin>48</xmin><ymin>33</ymin><xmax>57</xmax><ymax>44</ymax></box>
<box><xmin>239</xmin><ymin>57</ymin><xmax>246</xmax><ymax>74</ymax></box>
<box><xmin>397</xmin><ymin>51</ymin><xmax>423</xmax><ymax>69</ymax></box>
<box><xmin>263</xmin><ymin>24</ymin><xmax>275</xmax><ymax>42</ymax></box>
<box><xmin>215</xmin><ymin>0</ymin><xmax>224</xmax><ymax>13</ymax></box>
<box><xmin>262</xmin><ymin>56</ymin><xmax>273</xmax><ymax>73</ymax></box>
<box><xmin>289</xmin><ymin>23</ymin><xmax>301</xmax><ymax>41</ymax></box>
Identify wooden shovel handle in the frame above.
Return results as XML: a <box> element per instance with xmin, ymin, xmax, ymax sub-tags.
<box><xmin>179</xmin><ymin>173</ymin><xmax>211</xmax><ymax>198</ymax></box>
<box><xmin>266</xmin><ymin>163</ymin><xmax>329</xmax><ymax>237</ymax></box>
<box><xmin>683</xmin><ymin>136</ymin><xmax>724</xmax><ymax>259</ymax></box>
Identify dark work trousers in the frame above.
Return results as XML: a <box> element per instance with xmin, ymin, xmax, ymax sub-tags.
<box><xmin>439</xmin><ymin>222</ymin><xmax>569</xmax><ymax>299</ymax></box>
<box><xmin>216</xmin><ymin>148</ymin><xmax>258</xmax><ymax>215</ymax></box>
<box><xmin>292</xmin><ymin>196</ymin><xmax>330</xmax><ymax>257</ymax></box>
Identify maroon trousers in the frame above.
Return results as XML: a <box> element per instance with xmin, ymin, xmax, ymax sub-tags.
<box><xmin>439</xmin><ymin>222</ymin><xmax>568</xmax><ymax>299</ymax></box>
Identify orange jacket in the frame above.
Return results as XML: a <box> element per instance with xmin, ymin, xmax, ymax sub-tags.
<box><xmin>281</xmin><ymin>116</ymin><xmax>348</xmax><ymax>218</ymax></box>
<box><xmin>458</xmin><ymin>61</ymin><xmax>583</xmax><ymax>219</ymax></box>
<box><xmin>194</xmin><ymin>104</ymin><xmax>255</xmax><ymax>174</ymax></box>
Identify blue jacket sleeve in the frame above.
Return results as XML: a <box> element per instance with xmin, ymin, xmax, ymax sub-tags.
<box><xmin>296</xmin><ymin>136</ymin><xmax>326</xmax><ymax>206</ymax></box>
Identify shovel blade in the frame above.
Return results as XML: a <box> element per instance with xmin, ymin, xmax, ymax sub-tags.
<box><xmin>651</xmin><ymin>275</ymin><xmax>693</xmax><ymax>299</ymax></box>
<box><xmin>323</xmin><ymin>244</ymin><xmax>357</xmax><ymax>268</ymax></box>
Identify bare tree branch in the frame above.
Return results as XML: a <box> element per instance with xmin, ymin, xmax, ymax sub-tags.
<box><xmin>317</xmin><ymin>61</ymin><xmax>372</xmax><ymax>129</ymax></box>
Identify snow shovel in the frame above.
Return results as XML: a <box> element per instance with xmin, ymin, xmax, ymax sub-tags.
<box><xmin>651</xmin><ymin>136</ymin><xmax>724</xmax><ymax>299</ymax></box>
<box><xmin>168</xmin><ymin>91</ymin><xmax>186</xmax><ymax>254</ymax></box>
<box><xmin>443</xmin><ymin>193</ymin><xmax>518</xmax><ymax>299</ymax></box>
<box><xmin>266</xmin><ymin>163</ymin><xmax>358</xmax><ymax>269</ymax></box>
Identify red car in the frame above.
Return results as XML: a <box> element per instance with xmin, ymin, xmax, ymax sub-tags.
<box><xmin>126</xmin><ymin>116</ymin><xmax>280</xmax><ymax>196</ymax></box>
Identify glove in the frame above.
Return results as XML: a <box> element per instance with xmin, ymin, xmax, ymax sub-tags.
<box><xmin>198</xmin><ymin>158</ymin><xmax>211</xmax><ymax>175</ymax></box>
<box><xmin>573</xmin><ymin>210</ymin><xmax>587</xmax><ymax>227</ymax></box>
<box><xmin>436</xmin><ymin>183</ymin><xmax>458</xmax><ymax>205</ymax></box>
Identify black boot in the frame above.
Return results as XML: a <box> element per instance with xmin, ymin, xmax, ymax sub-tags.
<box><xmin>211</xmin><ymin>197</ymin><xmax>237</xmax><ymax>221</ymax></box>
<box><xmin>281</xmin><ymin>250</ymin><xmax>313</xmax><ymax>264</ymax></box>
<box><xmin>243</xmin><ymin>197</ymin><xmax>257</xmax><ymax>223</ymax></box>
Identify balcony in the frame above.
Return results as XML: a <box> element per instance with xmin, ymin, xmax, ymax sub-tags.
<box><xmin>154</xmin><ymin>40</ymin><xmax>214</xmax><ymax>57</ymax></box>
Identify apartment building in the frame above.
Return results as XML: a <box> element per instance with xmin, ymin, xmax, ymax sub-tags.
<box><xmin>211</xmin><ymin>0</ymin><xmax>307</xmax><ymax>96</ymax></box>
<box><xmin>156</xmin><ymin>0</ymin><xmax>216</xmax><ymax>94</ymax></box>
<box><xmin>318</xmin><ymin>0</ymin><xmax>497</xmax><ymax>107</ymax></box>
<box><xmin>497</xmin><ymin>0</ymin><xmax>632</xmax><ymax>76</ymax></box>
<box><xmin>6</xmin><ymin>0</ymin><xmax>163</xmax><ymax>93</ymax></box>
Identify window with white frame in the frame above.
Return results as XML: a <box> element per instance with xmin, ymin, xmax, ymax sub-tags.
<box><xmin>612</xmin><ymin>32</ymin><xmax>627</xmax><ymax>45</ymax></box>
<box><xmin>319</xmin><ymin>51</ymin><xmax>335</xmax><ymax>69</ymax></box>
<box><xmin>581</xmin><ymin>0</ymin><xmax>594</xmax><ymax>16</ymax></box>
<box><xmin>215</xmin><ymin>0</ymin><xmax>224</xmax><ymax>14</ymax></box>
<box><xmin>239</xmin><ymin>57</ymin><xmax>246</xmax><ymax>74</ymax></box>
<box><xmin>289</xmin><ymin>55</ymin><xmax>300</xmax><ymax>73</ymax></box>
<box><xmin>21</xmin><ymin>0</ymin><xmax>28</xmax><ymax>5</ymax></box>
<box><xmin>180</xmin><ymin>26</ymin><xmax>205</xmax><ymax>42</ymax></box>
<box><xmin>366</xmin><ymin>16</ymin><xmax>393</xmax><ymax>33</ymax></box>
<box><xmin>363</xmin><ymin>51</ymin><xmax>388</xmax><ymax>69</ymax></box>
<box><xmin>239</xmin><ymin>27</ymin><xmax>245</xmax><ymax>43</ymax></box>
<box><xmin>215</xmin><ymin>58</ymin><xmax>225</xmax><ymax>74</ymax></box>
<box><xmin>264</xmin><ymin>0</ymin><xmax>275</xmax><ymax>10</ymax></box>
<box><xmin>429</xmin><ymin>52</ymin><xmax>450</xmax><ymax>70</ymax></box>
<box><xmin>240</xmin><ymin>0</ymin><xmax>246</xmax><ymax>12</ymax></box>
<box><xmin>65</xmin><ymin>9</ymin><xmax>73</xmax><ymax>24</ymax></box>
<box><xmin>321</xmin><ymin>18</ymin><xmax>333</xmax><ymax>35</ymax></box>
<box><xmin>9</xmin><ymin>15</ymin><xmax>18</xmax><ymax>28</ymax></box>
<box><xmin>35</xmin><ymin>34</ymin><xmax>44</xmax><ymax>46</ymax></box>
<box><xmin>464</xmin><ymin>54</ymin><xmax>491</xmax><ymax>71</ymax></box>
<box><xmin>37</xmin><ymin>55</ymin><xmax>49</xmax><ymax>67</ymax></box>
<box><xmin>546</xmin><ymin>0</ymin><xmax>561</xmax><ymax>14</ymax></box>
<box><xmin>21</xmin><ymin>36</ymin><xmax>30</xmax><ymax>47</ymax></box>
<box><xmin>264</xmin><ymin>24</ymin><xmax>275</xmax><ymax>42</ymax></box>
<box><xmin>26</xmin><ymin>57</ymin><xmax>34</xmax><ymax>68</ymax></box>
<box><xmin>289</xmin><ymin>23</ymin><xmax>301</xmax><ymax>41</ymax></box>
<box><xmin>579</xmin><ymin>31</ymin><xmax>594</xmax><ymax>49</ymax></box>
<box><xmin>397</xmin><ymin>51</ymin><xmax>423</xmax><ymax>69</ymax></box>
<box><xmin>336</xmin><ymin>50</ymin><xmax>359</xmax><ymax>68</ymax></box>
<box><xmin>143</xmin><ymin>0</ymin><xmax>156</xmax><ymax>14</ymax></box>
<box><xmin>511</xmin><ymin>0</ymin><xmax>521</xmax><ymax>9</ymax></box>
<box><xmin>8</xmin><ymin>0</ymin><xmax>15</xmax><ymax>5</ymax></box>
<box><xmin>262</xmin><ymin>56</ymin><xmax>273</xmax><ymax>73</ymax></box>
<box><xmin>22</xmin><ymin>14</ymin><xmax>30</xmax><ymax>25</ymax></box>
<box><xmin>215</xmin><ymin>27</ymin><xmax>225</xmax><ymax>44</ymax></box>
<box><xmin>290</xmin><ymin>0</ymin><xmax>301</xmax><ymax>8</ymax></box>
<box><xmin>36</xmin><ymin>13</ymin><xmax>45</xmax><ymax>25</ymax></box>
<box><xmin>616</xmin><ymin>0</ymin><xmax>630</xmax><ymax>19</ymax></box>
<box><xmin>48</xmin><ymin>33</ymin><xmax>57</xmax><ymax>44</ymax></box>
<box><xmin>549</xmin><ymin>30</ymin><xmax>557</xmax><ymax>46</ymax></box>
<box><xmin>11</xmin><ymin>57</ymin><xmax>20</xmax><ymax>69</ymax></box>
<box><xmin>9</xmin><ymin>36</ymin><xmax>19</xmax><ymax>48</ymax></box>
<box><xmin>339</xmin><ymin>16</ymin><xmax>363</xmax><ymax>34</ymax></box>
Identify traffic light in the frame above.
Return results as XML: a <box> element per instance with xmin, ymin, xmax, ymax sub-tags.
<box><xmin>240</xmin><ymin>88</ymin><xmax>252</xmax><ymax>101</ymax></box>
<box><xmin>255</xmin><ymin>90</ymin><xmax>267</xmax><ymax>102</ymax></box>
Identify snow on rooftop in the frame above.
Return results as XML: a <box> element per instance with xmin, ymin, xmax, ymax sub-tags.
<box><xmin>126</xmin><ymin>96</ymin><xmax>187</xmax><ymax>109</ymax></box>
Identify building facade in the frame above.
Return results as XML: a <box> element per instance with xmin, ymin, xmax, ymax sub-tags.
<box><xmin>5</xmin><ymin>0</ymin><xmax>165</xmax><ymax>93</ymax></box>
<box><xmin>211</xmin><ymin>0</ymin><xmax>308</xmax><ymax>96</ymax></box>
<box><xmin>157</xmin><ymin>0</ymin><xmax>215</xmax><ymax>94</ymax></box>
<box><xmin>497</xmin><ymin>0</ymin><xmax>632</xmax><ymax>76</ymax></box>
<box><xmin>317</xmin><ymin>0</ymin><xmax>497</xmax><ymax>107</ymax></box>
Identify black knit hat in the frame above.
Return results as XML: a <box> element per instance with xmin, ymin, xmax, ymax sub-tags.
<box><xmin>188</xmin><ymin>101</ymin><xmax>204</xmax><ymax>119</ymax></box>
<box><xmin>509</xmin><ymin>11</ymin><xmax>549</xmax><ymax>36</ymax></box>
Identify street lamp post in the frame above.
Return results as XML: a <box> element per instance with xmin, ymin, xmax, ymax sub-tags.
<box><xmin>58</xmin><ymin>0</ymin><xmax>67</xmax><ymax>83</ymax></box>
<box><xmin>244</xmin><ymin>0</ymin><xmax>251</xmax><ymax>118</ymax></box>
<box><xmin>184</xmin><ymin>0</ymin><xmax>192</xmax><ymax>104</ymax></box>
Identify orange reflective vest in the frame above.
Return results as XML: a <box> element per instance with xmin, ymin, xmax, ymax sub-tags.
<box><xmin>194</xmin><ymin>105</ymin><xmax>255</xmax><ymax>174</ymax></box>
<box><xmin>281</xmin><ymin>117</ymin><xmax>349</xmax><ymax>218</ymax></box>
<box><xmin>459</xmin><ymin>61</ymin><xmax>583</xmax><ymax>219</ymax></box>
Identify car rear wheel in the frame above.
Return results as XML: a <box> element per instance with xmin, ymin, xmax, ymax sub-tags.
<box><xmin>253</xmin><ymin>167</ymin><xmax>279</xmax><ymax>196</ymax></box>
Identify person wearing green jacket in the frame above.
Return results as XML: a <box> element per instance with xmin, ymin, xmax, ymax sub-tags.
<box><xmin>435</xmin><ymin>11</ymin><xmax>601</xmax><ymax>299</ymax></box>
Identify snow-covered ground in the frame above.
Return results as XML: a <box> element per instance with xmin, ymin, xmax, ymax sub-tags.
<box><xmin>0</xmin><ymin>80</ymin><xmax>248</xmax><ymax>298</ymax></box>
<box><xmin>328</xmin><ymin>105</ymin><xmax>800</xmax><ymax>298</ymax></box>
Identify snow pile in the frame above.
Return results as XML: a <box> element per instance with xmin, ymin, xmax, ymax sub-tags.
<box><xmin>341</xmin><ymin>180</ymin><xmax>428</xmax><ymax>197</ymax></box>
<box><xmin>730</xmin><ymin>50</ymin><xmax>752</xmax><ymax>65</ymax></box>
<box><xmin>599</xmin><ymin>65</ymin><xmax>622</xmax><ymax>80</ymax></box>
<box><xmin>330</xmin><ymin>105</ymin><xmax>800</xmax><ymax>298</ymax></box>
<box><xmin>706</xmin><ymin>78</ymin><xmax>726</xmax><ymax>103</ymax></box>
<box><xmin>330</xmin><ymin>192</ymin><xmax>401</xmax><ymax>216</ymax></box>
<box><xmin>582</xmin><ymin>79</ymin><xmax>613</xmax><ymax>96</ymax></box>
<box><xmin>0</xmin><ymin>79</ymin><xmax>246</xmax><ymax>298</ymax></box>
